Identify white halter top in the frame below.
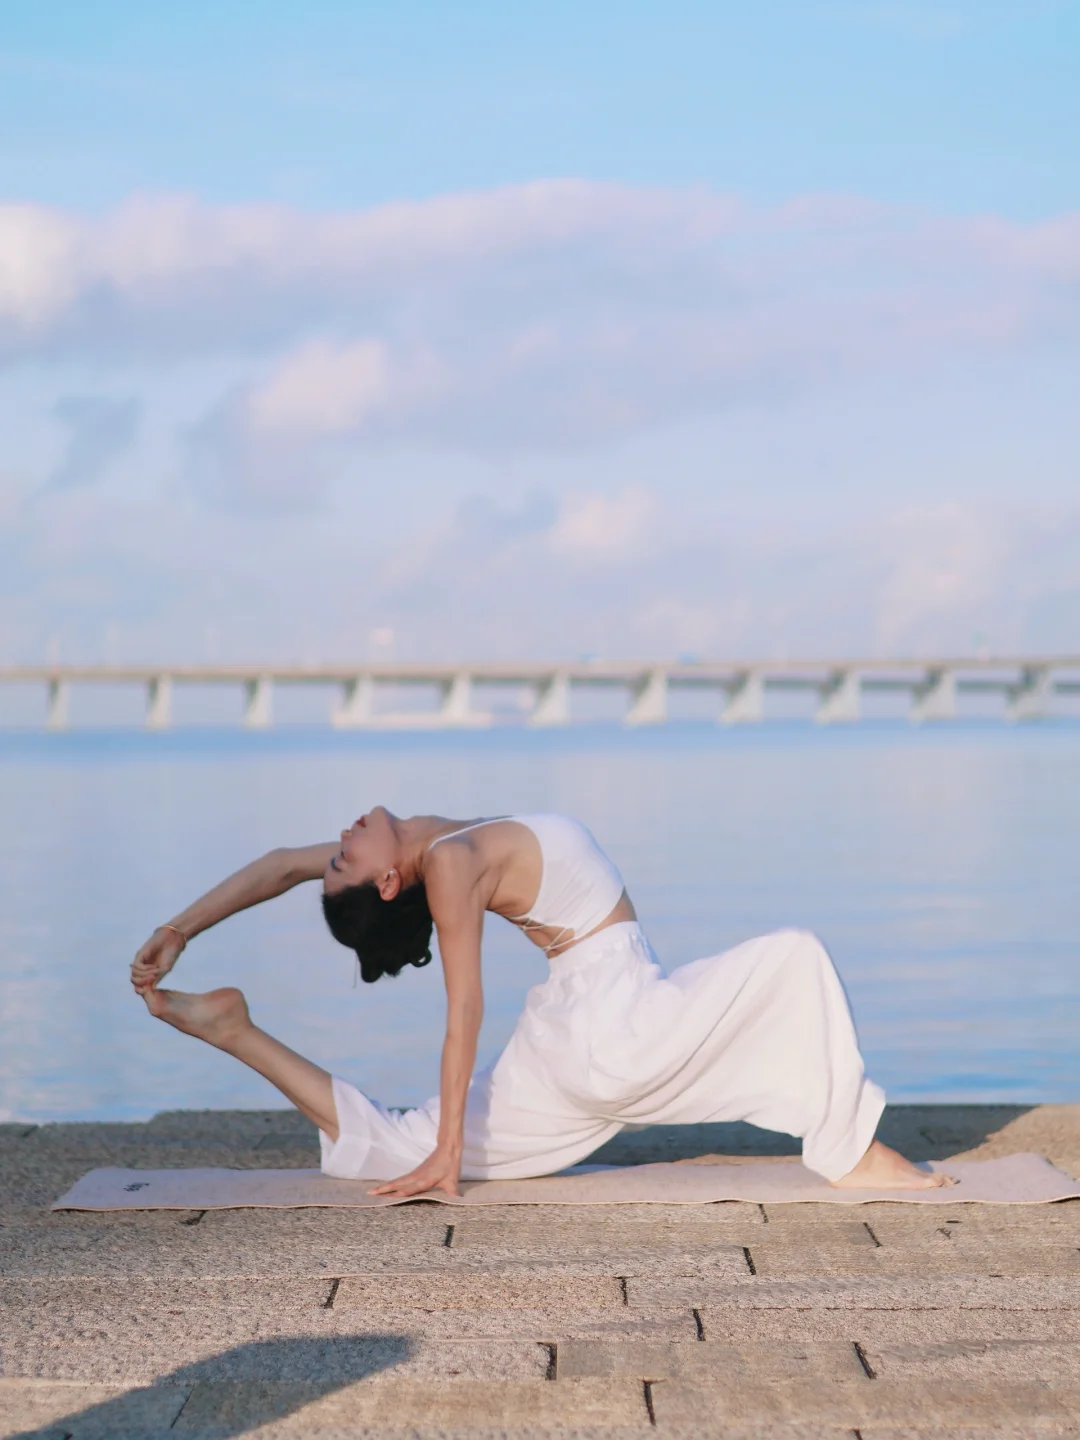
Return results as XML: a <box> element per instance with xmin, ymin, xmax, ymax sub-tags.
<box><xmin>428</xmin><ymin>813</ymin><xmax>625</xmax><ymax>954</ymax></box>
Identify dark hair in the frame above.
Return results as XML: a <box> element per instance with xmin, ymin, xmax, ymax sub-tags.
<box><xmin>321</xmin><ymin>881</ymin><xmax>434</xmax><ymax>984</ymax></box>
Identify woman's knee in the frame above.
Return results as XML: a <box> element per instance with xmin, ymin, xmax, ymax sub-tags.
<box><xmin>778</xmin><ymin>928</ymin><xmax>833</xmax><ymax>975</ymax></box>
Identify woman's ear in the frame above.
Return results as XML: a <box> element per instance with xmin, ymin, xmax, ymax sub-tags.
<box><xmin>377</xmin><ymin>867</ymin><xmax>402</xmax><ymax>901</ymax></box>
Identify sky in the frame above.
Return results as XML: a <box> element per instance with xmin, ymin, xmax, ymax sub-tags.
<box><xmin>1</xmin><ymin>0</ymin><xmax>1078</xmax><ymax>666</ymax></box>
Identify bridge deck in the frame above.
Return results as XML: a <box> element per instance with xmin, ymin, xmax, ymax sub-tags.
<box><xmin>1</xmin><ymin>658</ymin><xmax>1079</xmax><ymax>728</ymax></box>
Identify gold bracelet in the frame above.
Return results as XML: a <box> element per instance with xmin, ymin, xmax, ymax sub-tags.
<box><xmin>160</xmin><ymin>923</ymin><xmax>188</xmax><ymax>948</ymax></box>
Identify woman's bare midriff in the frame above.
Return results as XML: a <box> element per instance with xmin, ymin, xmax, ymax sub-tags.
<box><xmin>440</xmin><ymin>817</ymin><xmax>636</xmax><ymax>958</ymax></box>
<box><xmin>505</xmin><ymin>889</ymin><xmax>638</xmax><ymax>957</ymax></box>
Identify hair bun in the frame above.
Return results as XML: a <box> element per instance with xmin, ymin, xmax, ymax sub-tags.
<box><xmin>322</xmin><ymin>881</ymin><xmax>435</xmax><ymax>985</ymax></box>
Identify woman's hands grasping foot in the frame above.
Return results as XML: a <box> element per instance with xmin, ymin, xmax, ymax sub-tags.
<box><xmin>832</xmin><ymin>1139</ymin><xmax>957</xmax><ymax>1190</ymax></box>
<box><xmin>131</xmin><ymin>926</ymin><xmax>187</xmax><ymax>996</ymax></box>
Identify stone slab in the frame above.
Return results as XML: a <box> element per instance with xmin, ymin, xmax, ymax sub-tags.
<box><xmin>2</xmin><ymin>1322</ymin><xmax>549</xmax><ymax>1385</ymax></box>
<box><xmin>863</xmin><ymin>1338</ymin><xmax>1080</xmax><ymax>1384</ymax></box>
<box><xmin>629</xmin><ymin>1275</ymin><xmax>1080</xmax><ymax>1308</ymax></box>
<box><xmin>0</xmin><ymin>1276</ymin><xmax>336</xmax><ymax>1309</ymax></box>
<box><xmin>172</xmin><ymin>1375</ymin><xmax>648</xmax><ymax>1431</ymax></box>
<box><xmin>0</xmin><ymin>1379</ymin><xmax>189</xmax><ymax>1440</ymax></box>
<box><xmin>556</xmin><ymin>1338</ymin><xmax>867</xmax><ymax>1381</ymax></box>
<box><xmin>862</xmin><ymin>1204</ymin><xmax>1080</xmax><ymax>1244</ymax></box>
<box><xmin>859</xmin><ymin>1433</ymin><xmax>1080</xmax><ymax>1440</ymax></box>
<box><xmin>648</xmin><ymin>1377</ymin><xmax>1078</xmax><ymax>1428</ymax></box>
<box><xmin>861</xmin><ymin>1432</ymin><xmax>1080</xmax><ymax>1440</ymax></box>
<box><xmin>754</xmin><ymin>1212</ymin><xmax>883</xmax><ymax>1242</ymax></box>
<box><xmin>747</xmin><ymin>1242</ymin><xmax>1080</xmax><ymax>1277</ymax></box>
<box><xmin>335</xmin><ymin>1273</ymin><xmax>627</xmax><ymax>1310</ymax></box>
<box><xmin>0</xmin><ymin>1279</ymin><xmax>697</xmax><ymax>1341</ymax></box>
<box><xmin>0</xmin><ymin>1205</ymin><xmax>450</xmax><ymax>1277</ymax></box>
<box><xmin>449</xmin><ymin>1208</ymin><xmax>765</xmax><ymax>1244</ymax></box>
<box><xmin>698</xmin><ymin>1309</ymin><xmax>1080</xmax><ymax>1345</ymax></box>
<box><xmin>445</xmin><ymin>1229</ymin><xmax>750</xmax><ymax>1276</ymax></box>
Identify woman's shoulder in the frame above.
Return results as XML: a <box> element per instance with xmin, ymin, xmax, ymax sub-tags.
<box><xmin>426</xmin><ymin>814</ymin><xmax>594</xmax><ymax>857</ymax></box>
<box><xmin>514</xmin><ymin>812</ymin><xmax>595</xmax><ymax>836</ymax></box>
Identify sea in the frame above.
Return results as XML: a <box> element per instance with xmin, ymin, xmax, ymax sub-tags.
<box><xmin>2</xmin><ymin>721</ymin><xmax>1078</xmax><ymax>1123</ymax></box>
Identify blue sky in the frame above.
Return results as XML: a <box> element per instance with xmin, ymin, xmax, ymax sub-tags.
<box><xmin>1</xmin><ymin>1</ymin><xmax>1078</xmax><ymax>668</ymax></box>
<box><xmin>2</xmin><ymin>1</ymin><xmax>1076</xmax><ymax>214</ymax></box>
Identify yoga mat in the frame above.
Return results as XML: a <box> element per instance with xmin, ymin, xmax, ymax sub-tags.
<box><xmin>53</xmin><ymin>1153</ymin><xmax>1080</xmax><ymax>1210</ymax></box>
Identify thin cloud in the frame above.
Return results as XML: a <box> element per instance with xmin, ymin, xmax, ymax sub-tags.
<box><xmin>50</xmin><ymin>394</ymin><xmax>141</xmax><ymax>490</ymax></box>
<box><xmin>2</xmin><ymin>181</ymin><xmax>1079</xmax><ymax>665</ymax></box>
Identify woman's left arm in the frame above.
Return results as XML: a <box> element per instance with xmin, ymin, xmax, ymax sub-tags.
<box><xmin>369</xmin><ymin>857</ymin><xmax>485</xmax><ymax>1199</ymax></box>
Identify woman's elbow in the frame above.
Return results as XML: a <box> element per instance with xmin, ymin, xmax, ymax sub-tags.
<box><xmin>267</xmin><ymin>847</ymin><xmax>306</xmax><ymax>890</ymax></box>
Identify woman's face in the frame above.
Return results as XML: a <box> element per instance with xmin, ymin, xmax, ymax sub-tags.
<box><xmin>323</xmin><ymin>805</ymin><xmax>397</xmax><ymax>894</ymax></box>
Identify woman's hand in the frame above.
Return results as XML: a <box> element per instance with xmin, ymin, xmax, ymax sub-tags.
<box><xmin>369</xmin><ymin>1145</ymin><xmax>463</xmax><ymax>1199</ymax></box>
<box><xmin>130</xmin><ymin>927</ymin><xmax>187</xmax><ymax>996</ymax></box>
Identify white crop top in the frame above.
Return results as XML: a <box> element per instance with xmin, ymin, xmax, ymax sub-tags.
<box><xmin>428</xmin><ymin>813</ymin><xmax>625</xmax><ymax>954</ymax></box>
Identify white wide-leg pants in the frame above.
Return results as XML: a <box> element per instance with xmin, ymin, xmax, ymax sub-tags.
<box><xmin>320</xmin><ymin>922</ymin><xmax>885</xmax><ymax>1183</ymax></box>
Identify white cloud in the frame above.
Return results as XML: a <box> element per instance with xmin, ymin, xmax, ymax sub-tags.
<box><xmin>2</xmin><ymin>180</ymin><xmax>1079</xmax><ymax>667</ymax></box>
<box><xmin>0</xmin><ymin>205</ymin><xmax>78</xmax><ymax>328</ymax></box>
<box><xmin>247</xmin><ymin>339</ymin><xmax>392</xmax><ymax>437</ymax></box>
<box><xmin>551</xmin><ymin>486</ymin><xmax>657</xmax><ymax>558</ymax></box>
<box><xmin>0</xmin><ymin>185</ymin><xmax>1076</xmax><ymax>470</ymax></box>
<box><xmin>874</xmin><ymin>504</ymin><xmax>1003</xmax><ymax>652</ymax></box>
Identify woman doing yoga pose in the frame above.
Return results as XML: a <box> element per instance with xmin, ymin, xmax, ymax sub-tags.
<box><xmin>130</xmin><ymin>808</ymin><xmax>952</xmax><ymax>1198</ymax></box>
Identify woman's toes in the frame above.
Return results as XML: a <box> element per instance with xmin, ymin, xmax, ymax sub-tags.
<box><xmin>141</xmin><ymin>987</ymin><xmax>172</xmax><ymax>1020</ymax></box>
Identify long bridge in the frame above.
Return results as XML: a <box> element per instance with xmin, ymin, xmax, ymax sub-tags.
<box><xmin>1</xmin><ymin>657</ymin><xmax>1078</xmax><ymax>729</ymax></box>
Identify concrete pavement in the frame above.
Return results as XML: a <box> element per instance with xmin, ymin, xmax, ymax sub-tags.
<box><xmin>3</xmin><ymin>1103</ymin><xmax>1080</xmax><ymax>1437</ymax></box>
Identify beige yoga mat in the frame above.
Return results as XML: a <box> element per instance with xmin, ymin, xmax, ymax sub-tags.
<box><xmin>53</xmin><ymin>1153</ymin><xmax>1080</xmax><ymax>1210</ymax></box>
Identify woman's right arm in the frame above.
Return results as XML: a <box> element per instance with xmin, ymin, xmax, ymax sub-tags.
<box><xmin>130</xmin><ymin>843</ymin><xmax>338</xmax><ymax>994</ymax></box>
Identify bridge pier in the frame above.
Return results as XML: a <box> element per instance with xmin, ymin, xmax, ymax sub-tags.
<box><xmin>438</xmin><ymin>671</ymin><xmax>490</xmax><ymax>728</ymax></box>
<box><xmin>816</xmin><ymin>668</ymin><xmax>861</xmax><ymax>724</ymax></box>
<box><xmin>530</xmin><ymin>670</ymin><xmax>571</xmax><ymax>727</ymax></box>
<box><xmin>46</xmin><ymin>678</ymin><xmax>69</xmax><ymax>731</ymax></box>
<box><xmin>626</xmin><ymin>668</ymin><xmax>668</xmax><ymax>726</ymax></box>
<box><xmin>243</xmin><ymin>675</ymin><xmax>273</xmax><ymax>730</ymax></box>
<box><xmin>145</xmin><ymin>675</ymin><xmax>173</xmax><ymax>730</ymax></box>
<box><xmin>1007</xmin><ymin>665</ymin><xmax>1053</xmax><ymax>722</ymax></box>
<box><xmin>334</xmin><ymin>675</ymin><xmax>375</xmax><ymax>729</ymax></box>
<box><xmin>912</xmin><ymin>667</ymin><xmax>957</xmax><ymax>723</ymax></box>
<box><xmin>721</xmin><ymin>669</ymin><xmax>765</xmax><ymax>724</ymax></box>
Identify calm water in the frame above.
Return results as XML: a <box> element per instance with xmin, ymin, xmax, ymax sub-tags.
<box><xmin>1</xmin><ymin>722</ymin><xmax>1078</xmax><ymax>1123</ymax></box>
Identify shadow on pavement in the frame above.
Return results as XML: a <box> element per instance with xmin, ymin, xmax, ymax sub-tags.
<box><xmin>878</xmin><ymin>1104</ymin><xmax>1036</xmax><ymax>1161</ymax></box>
<box><xmin>587</xmin><ymin>1104</ymin><xmax>1036</xmax><ymax>1166</ymax></box>
<box><xmin>10</xmin><ymin>1332</ymin><xmax>414</xmax><ymax>1439</ymax></box>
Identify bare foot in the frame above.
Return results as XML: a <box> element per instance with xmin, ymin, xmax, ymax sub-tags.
<box><xmin>143</xmin><ymin>986</ymin><xmax>251</xmax><ymax>1051</ymax></box>
<box><xmin>831</xmin><ymin>1139</ymin><xmax>957</xmax><ymax>1190</ymax></box>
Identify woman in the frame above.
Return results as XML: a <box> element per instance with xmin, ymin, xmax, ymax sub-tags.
<box><xmin>131</xmin><ymin>807</ymin><xmax>951</xmax><ymax>1197</ymax></box>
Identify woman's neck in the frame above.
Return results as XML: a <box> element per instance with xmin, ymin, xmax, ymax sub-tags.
<box><xmin>399</xmin><ymin>814</ymin><xmax>461</xmax><ymax>885</ymax></box>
